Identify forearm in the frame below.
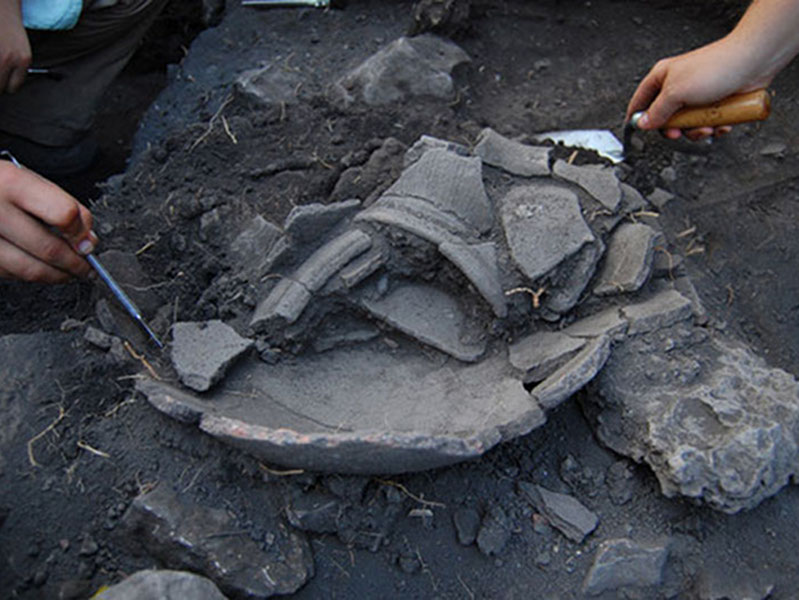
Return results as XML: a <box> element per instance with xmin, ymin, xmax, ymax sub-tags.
<box><xmin>727</xmin><ymin>0</ymin><xmax>799</xmax><ymax>83</ymax></box>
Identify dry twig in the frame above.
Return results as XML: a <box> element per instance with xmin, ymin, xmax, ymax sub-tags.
<box><xmin>27</xmin><ymin>405</ymin><xmax>66</xmax><ymax>467</ymax></box>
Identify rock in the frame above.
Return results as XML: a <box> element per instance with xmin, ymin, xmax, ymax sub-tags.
<box><xmin>589</xmin><ymin>329</ymin><xmax>799</xmax><ymax>513</ymax></box>
<box><xmin>500</xmin><ymin>183</ymin><xmax>595</xmax><ymax>282</ymax></box>
<box><xmin>170</xmin><ymin>320</ymin><xmax>254</xmax><ymax>392</ymax></box>
<box><xmin>330</xmin><ymin>34</ymin><xmax>470</xmax><ymax>107</ymax></box>
<box><xmin>582</xmin><ymin>538</ymin><xmax>668</xmax><ymax>596</ymax></box>
<box><xmin>552</xmin><ymin>160</ymin><xmax>622</xmax><ymax>212</ymax></box>
<box><xmin>453</xmin><ymin>507</ymin><xmax>481</xmax><ymax>546</ymax></box>
<box><xmin>695</xmin><ymin>566</ymin><xmax>775</xmax><ymax>600</ymax></box>
<box><xmin>235</xmin><ymin>63</ymin><xmax>305</xmax><ymax>108</ymax></box>
<box><xmin>518</xmin><ymin>482</ymin><xmax>598</xmax><ymax>543</ymax></box>
<box><xmin>605</xmin><ymin>460</ymin><xmax>635</xmax><ymax>505</ymax></box>
<box><xmin>93</xmin><ymin>570</ymin><xmax>227</xmax><ymax>600</ymax></box>
<box><xmin>286</xmin><ymin>491</ymin><xmax>341</xmax><ymax>534</ymax></box>
<box><xmin>474</xmin><ymin>127</ymin><xmax>552</xmax><ymax>177</ymax></box>
<box><xmin>594</xmin><ymin>223</ymin><xmax>661</xmax><ymax>296</ymax></box>
<box><xmin>384</xmin><ymin>147</ymin><xmax>493</xmax><ymax>232</ymax></box>
<box><xmin>362</xmin><ymin>283</ymin><xmax>486</xmax><ymax>362</ymax></box>
<box><xmin>647</xmin><ymin>187</ymin><xmax>675</xmax><ymax>210</ymax></box>
<box><xmin>120</xmin><ymin>486</ymin><xmax>314</xmax><ymax>598</ymax></box>
<box><xmin>84</xmin><ymin>326</ymin><xmax>115</xmax><ymax>350</ymax></box>
<box><xmin>476</xmin><ymin>505</ymin><xmax>511</xmax><ymax>556</ymax></box>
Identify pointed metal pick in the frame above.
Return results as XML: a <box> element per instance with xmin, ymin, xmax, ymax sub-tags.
<box><xmin>86</xmin><ymin>254</ymin><xmax>164</xmax><ymax>349</ymax></box>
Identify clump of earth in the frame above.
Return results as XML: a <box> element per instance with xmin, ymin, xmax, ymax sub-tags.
<box><xmin>3</xmin><ymin>1</ymin><xmax>799</xmax><ymax>599</ymax></box>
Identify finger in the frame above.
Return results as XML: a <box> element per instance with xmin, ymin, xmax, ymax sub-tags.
<box><xmin>6</xmin><ymin>167</ymin><xmax>97</xmax><ymax>254</ymax></box>
<box><xmin>0</xmin><ymin>235</ymin><xmax>73</xmax><ymax>283</ymax></box>
<box><xmin>0</xmin><ymin>66</ymin><xmax>10</xmax><ymax>94</ymax></box>
<box><xmin>6</xmin><ymin>65</ymin><xmax>27</xmax><ymax>93</ymax></box>
<box><xmin>626</xmin><ymin>61</ymin><xmax>668</xmax><ymax>120</ymax></box>
<box><xmin>714</xmin><ymin>125</ymin><xmax>733</xmax><ymax>137</ymax></box>
<box><xmin>663</xmin><ymin>128</ymin><xmax>683</xmax><ymax>140</ymax></box>
<box><xmin>0</xmin><ymin>200</ymin><xmax>92</xmax><ymax>278</ymax></box>
<box><xmin>684</xmin><ymin>127</ymin><xmax>714</xmax><ymax>142</ymax></box>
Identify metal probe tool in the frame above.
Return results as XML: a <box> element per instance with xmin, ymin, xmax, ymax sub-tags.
<box><xmin>0</xmin><ymin>151</ymin><xmax>163</xmax><ymax>349</ymax></box>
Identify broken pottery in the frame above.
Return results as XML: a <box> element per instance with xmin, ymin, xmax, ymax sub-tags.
<box><xmin>137</xmin><ymin>120</ymin><xmax>799</xmax><ymax>510</ymax></box>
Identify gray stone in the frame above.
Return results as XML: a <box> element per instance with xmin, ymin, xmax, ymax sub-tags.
<box><xmin>294</xmin><ymin>229</ymin><xmax>372</xmax><ymax>292</ymax></box>
<box><xmin>93</xmin><ymin>570</ymin><xmax>227</xmax><ymax>600</ymax></box>
<box><xmin>453</xmin><ymin>508</ymin><xmax>481</xmax><ymax>546</ymax></box>
<box><xmin>330</xmin><ymin>34</ymin><xmax>470</xmax><ymax>107</ymax></box>
<box><xmin>84</xmin><ymin>326</ymin><xmax>115</xmax><ymax>350</ymax></box>
<box><xmin>647</xmin><ymin>187</ymin><xmax>675</xmax><ymax>210</ymax></box>
<box><xmin>284</xmin><ymin>200</ymin><xmax>361</xmax><ymax>246</ymax></box>
<box><xmin>474</xmin><ymin>128</ymin><xmax>551</xmax><ymax>177</ymax></box>
<box><xmin>404</xmin><ymin>134</ymin><xmax>470</xmax><ymax>168</ymax></box>
<box><xmin>476</xmin><ymin>505</ymin><xmax>511</xmax><ymax>556</ymax></box>
<box><xmin>674</xmin><ymin>275</ymin><xmax>709</xmax><ymax>324</ymax></box>
<box><xmin>553</xmin><ymin>160</ymin><xmax>622</xmax><ymax>212</ymax></box>
<box><xmin>235</xmin><ymin>63</ymin><xmax>305</xmax><ymax>107</ymax></box>
<box><xmin>286</xmin><ymin>491</ymin><xmax>341</xmax><ymax>534</ymax></box>
<box><xmin>563</xmin><ymin>308</ymin><xmax>628</xmax><ymax>339</ymax></box>
<box><xmin>531</xmin><ymin>335</ymin><xmax>612</xmax><ymax>410</ymax></box>
<box><xmin>312</xmin><ymin>317</ymin><xmax>380</xmax><ymax>353</ymax></box>
<box><xmin>594</xmin><ymin>223</ymin><xmax>661</xmax><ymax>296</ymax></box>
<box><xmin>120</xmin><ymin>486</ymin><xmax>313</xmax><ymax>598</ymax></box>
<box><xmin>384</xmin><ymin>148</ymin><xmax>493</xmax><ymax>232</ymax></box>
<box><xmin>582</xmin><ymin>538</ymin><xmax>668</xmax><ymax>596</ymax></box>
<box><xmin>170</xmin><ymin>320</ymin><xmax>254</xmax><ymax>392</ymax></box>
<box><xmin>606</xmin><ymin>460</ymin><xmax>635</xmax><ymax>505</ymax></box>
<box><xmin>250</xmin><ymin>279</ymin><xmax>312</xmax><ymax>333</ymax></box>
<box><xmin>508</xmin><ymin>331</ymin><xmax>585</xmax><ymax>383</ymax></box>
<box><xmin>362</xmin><ymin>283</ymin><xmax>485</xmax><ymax>362</ymax></box>
<box><xmin>518</xmin><ymin>482</ymin><xmax>598</xmax><ymax>543</ymax></box>
<box><xmin>500</xmin><ymin>184</ymin><xmax>595</xmax><ymax>281</ymax></box>
<box><xmin>621</xmin><ymin>288</ymin><xmax>693</xmax><ymax>335</ymax></box>
<box><xmin>439</xmin><ymin>241</ymin><xmax>507</xmax><ymax>317</ymax></box>
<box><xmin>591</xmin><ymin>330</ymin><xmax>799</xmax><ymax>513</ymax></box>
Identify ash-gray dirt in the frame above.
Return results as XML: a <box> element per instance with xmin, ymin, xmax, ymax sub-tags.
<box><xmin>2</xmin><ymin>1</ymin><xmax>799</xmax><ymax>598</ymax></box>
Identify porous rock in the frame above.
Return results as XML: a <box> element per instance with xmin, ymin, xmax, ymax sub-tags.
<box><xmin>582</xmin><ymin>538</ymin><xmax>668</xmax><ymax>596</ymax></box>
<box><xmin>120</xmin><ymin>485</ymin><xmax>313</xmax><ymax>598</ymax></box>
<box><xmin>170</xmin><ymin>320</ymin><xmax>254</xmax><ymax>392</ymax></box>
<box><xmin>589</xmin><ymin>326</ymin><xmax>799</xmax><ymax>513</ymax></box>
<box><xmin>93</xmin><ymin>570</ymin><xmax>227</xmax><ymax>600</ymax></box>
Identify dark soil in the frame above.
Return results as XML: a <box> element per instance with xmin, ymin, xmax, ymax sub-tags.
<box><xmin>3</xmin><ymin>1</ymin><xmax>799</xmax><ymax>598</ymax></box>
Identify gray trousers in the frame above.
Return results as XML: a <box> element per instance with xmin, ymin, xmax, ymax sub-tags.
<box><xmin>0</xmin><ymin>0</ymin><xmax>168</xmax><ymax>146</ymax></box>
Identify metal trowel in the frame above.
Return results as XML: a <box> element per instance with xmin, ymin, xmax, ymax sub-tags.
<box><xmin>536</xmin><ymin>88</ymin><xmax>772</xmax><ymax>163</ymax></box>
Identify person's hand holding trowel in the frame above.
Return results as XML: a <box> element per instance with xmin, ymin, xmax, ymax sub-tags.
<box><xmin>626</xmin><ymin>0</ymin><xmax>799</xmax><ymax>141</ymax></box>
<box><xmin>0</xmin><ymin>160</ymin><xmax>97</xmax><ymax>283</ymax></box>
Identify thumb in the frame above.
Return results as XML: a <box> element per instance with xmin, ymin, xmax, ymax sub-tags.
<box><xmin>640</xmin><ymin>93</ymin><xmax>684</xmax><ymax>130</ymax></box>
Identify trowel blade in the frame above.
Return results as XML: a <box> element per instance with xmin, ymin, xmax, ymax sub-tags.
<box><xmin>535</xmin><ymin>129</ymin><xmax>624</xmax><ymax>164</ymax></box>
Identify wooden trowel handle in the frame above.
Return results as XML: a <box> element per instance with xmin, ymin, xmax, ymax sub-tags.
<box><xmin>664</xmin><ymin>88</ymin><xmax>771</xmax><ymax>129</ymax></box>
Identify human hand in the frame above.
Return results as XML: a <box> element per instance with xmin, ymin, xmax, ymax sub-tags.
<box><xmin>0</xmin><ymin>0</ymin><xmax>31</xmax><ymax>93</ymax></box>
<box><xmin>626</xmin><ymin>37</ymin><xmax>770</xmax><ymax>141</ymax></box>
<box><xmin>0</xmin><ymin>161</ymin><xmax>98</xmax><ymax>283</ymax></box>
